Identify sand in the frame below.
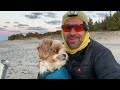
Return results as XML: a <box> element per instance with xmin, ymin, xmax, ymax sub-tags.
<box><xmin>0</xmin><ymin>31</ymin><xmax>120</xmax><ymax>79</ymax></box>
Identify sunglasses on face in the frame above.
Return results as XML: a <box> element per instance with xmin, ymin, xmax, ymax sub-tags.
<box><xmin>62</xmin><ymin>24</ymin><xmax>85</xmax><ymax>32</ymax></box>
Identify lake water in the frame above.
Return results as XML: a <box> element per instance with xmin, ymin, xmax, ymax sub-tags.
<box><xmin>0</xmin><ymin>36</ymin><xmax>8</xmax><ymax>41</ymax></box>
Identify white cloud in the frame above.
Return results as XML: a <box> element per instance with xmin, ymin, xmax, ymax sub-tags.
<box><xmin>0</xmin><ymin>11</ymin><xmax>117</xmax><ymax>36</ymax></box>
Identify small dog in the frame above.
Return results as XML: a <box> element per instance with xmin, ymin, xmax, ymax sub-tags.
<box><xmin>37</xmin><ymin>38</ymin><xmax>68</xmax><ymax>75</ymax></box>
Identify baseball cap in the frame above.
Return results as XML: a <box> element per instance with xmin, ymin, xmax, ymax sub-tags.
<box><xmin>62</xmin><ymin>11</ymin><xmax>88</xmax><ymax>26</ymax></box>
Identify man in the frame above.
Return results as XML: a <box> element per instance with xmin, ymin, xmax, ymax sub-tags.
<box><xmin>38</xmin><ymin>11</ymin><xmax>120</xmax><ymax>79</ymax></box>
<box><xmin>61</xmin><ymin>11</ymin><xmax>120</xmax><ymax>79</ymax></box>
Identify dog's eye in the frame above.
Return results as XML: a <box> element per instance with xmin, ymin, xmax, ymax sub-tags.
<box><xmin>54</xmin><ymin>49</ymin><xmax>58</xmax><ymax>53</ymax></box>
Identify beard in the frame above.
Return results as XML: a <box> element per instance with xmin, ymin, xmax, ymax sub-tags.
<box><xmin>66</xmin><ymin>35</ymin><xmax>82</xmax><ymax>49</ymax></box>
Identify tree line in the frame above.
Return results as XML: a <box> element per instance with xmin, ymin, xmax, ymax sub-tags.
<box><xmin>88</xmin><ymin>11</ymin><xmax>120</xmax><ymax>31</ymax></box>
<box><xmin>8</xmin><ymin>31</ymin><xmax>61</xmax><ymax>40</ymax></box>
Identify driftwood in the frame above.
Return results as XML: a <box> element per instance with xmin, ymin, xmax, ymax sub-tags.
<box><xmin>0</xmin><ymin>60</ymin><xmax>10</xmax><ymax>79</ymax></box>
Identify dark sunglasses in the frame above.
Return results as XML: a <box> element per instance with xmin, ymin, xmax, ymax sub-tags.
<box><xmin>62</xmin><ymin>24</ymin><xmax>85</xmax><ymax>32</ymax></box>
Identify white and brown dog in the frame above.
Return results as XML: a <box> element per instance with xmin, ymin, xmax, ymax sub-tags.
<box><xmin>37</xmin><ymin>38</ymin><xmax>68</xmax><ymax>75</ymax></box>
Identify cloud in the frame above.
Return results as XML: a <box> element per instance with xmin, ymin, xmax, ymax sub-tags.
<box><xmin>14</xmin><ymin>24</ymin><xmax>29</xmax><ymax>28</ymax></box>
<box><xmin>0</xmin><ymin>28</ymin><xmax>20</xmax><ymax>33</ymax></box>
<box><xmin>45</xmin><ymin>20</ymin><xmax>61</xmax><ymax>25</ymax></box>
<box><xmin>27</xmin><ymin>26</ymin><xmax>47</xmax><ymax>30</ymax></box>
<box><xmin>13</xmin><ymin>22</ymin><xmax>19</xmax><ymax>24</ymax></box>
<box><xmin>96</xmin><ymin>13</ymin><xmax>106</xmax><ymax>18</ymax></box>
<box><xmin>32</xmin><ymin>12</ymin><xmax>43</xmax><ymax>16</ymax></box>
<box><xmin>8</xmin><ymin>30</ymin><xmax>21</xmax><ymax>33</ymax></box>
<box><xmin>5</xmin><ymin>22</ymin><xmax>10</xmax><ymax>23</ymax></box>
<box><xmin>56</xmin><ymin>26</ymin><xmax>62</xmax><ymax>30</ymax></box>
<box><xmin>91</xmin><ymin>15</ymin><xmax>97</xmax><ymax>17</ymax></box>
<box><xmin>18</xmin><ymin>27</ymin><xmax>26</xmax><ymax>28</ymax></box>
<box><xmin>38</xmin><ymin>30</ymin><xmax>48</xmax><ymax>34</ymax></box>
<box><xmin>0</xmin><ymin>27</ymin><xmax>5</xmax><ymax>30</ymax></box>
<box><xmin>86</xmin><ymin>11</ymin><xmax>95</xmax><ymax>14</ymax></box>
<box><xmin>0</xmin><ymin>29</ymin><xmax>25</xmax><ymax>36</ymax></box>
<box><xmin>0</xmin><ymin>29</ymin><xmax>22</xmax><ymax>36</ymax></box>
<box><xmin>24</xmin><ymin>12</ymin><xmax>57</xmax><ymax>20</ymax></box>
<box><xmin>3</xmin><ymin>26</ymin><xmax>7</xmax><ymax>27</ymax></box>
<box><xmin>25</xmin><ymin>14</ymin><xmax>39</xmax><ymax>19</ymax></box>
<box><xmin>13</xmin><ymin>24</ymin><xmax>29</xmax><ymax>29</ymax></box>
<box><xmin>44</xmin><ymin>12</ymin><xmax>57</xmax><ymax>18</ymax></box>
<box><xmin>26</xmin><ymin>26</ymin><xmax>49</xmax><ymax>34</ymax></box>
<box><xmin>24</xmin><ymin>12</ymin><xmax>43</xmax><ymax>19</ymax></box>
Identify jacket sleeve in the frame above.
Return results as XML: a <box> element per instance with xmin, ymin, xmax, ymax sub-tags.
<box><xmin>94</xmin><ymin>48</ymin><xmax>120</xmax><ymax>79</ymax></box>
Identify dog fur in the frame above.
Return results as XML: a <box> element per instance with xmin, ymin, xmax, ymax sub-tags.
<box><xmin>37</xmin><ymin>38</ymin><xmax>68</xmax><ymax>74</ymax></box>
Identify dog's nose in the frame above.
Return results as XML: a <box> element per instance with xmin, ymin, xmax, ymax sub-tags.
<box><xmin>62</xmin><ymin>54</ymin><xmax>67</xmax><ymax>60</ymax></box>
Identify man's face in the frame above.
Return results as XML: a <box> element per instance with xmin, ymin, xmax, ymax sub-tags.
<box><xmin>63</xmin><ymin>17</ymin><xmax>86</xmax><ymax>50</ymax></box>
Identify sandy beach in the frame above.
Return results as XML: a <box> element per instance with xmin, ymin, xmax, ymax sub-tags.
<box><xmin>0</xmin><ymin>31</ymin><xmax>120</xmax><ymax>79</ymax></box>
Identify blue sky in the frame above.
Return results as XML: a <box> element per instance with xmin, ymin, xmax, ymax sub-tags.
<box><xmin>0</xmin><ymin>11</ymin><xmax>116</xmax><ymax>41</ymax></box>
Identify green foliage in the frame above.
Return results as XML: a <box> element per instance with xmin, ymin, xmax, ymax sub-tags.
<box><xmin>88</xmin><ymin>17</ymin><xmax>94</xmax><ymax>31</ymax></box>
<box><xmin>25</xmin><ymin>32</ymin><xmax>40</xmax><ymax>38</ymax></box>
<box><xmin>93</xmin><ymin>11</ymin><xmax>120</xmax><ymax>31</ymax></box>
<box><xmin>8</xmin><ymin>30</ymin><xmax>61</xmax><ymax>40</ymax></box>
<box><xmin>8</xmin><ymin>33</ymin><xmax>25</xmax><ymax>40</ymax></box>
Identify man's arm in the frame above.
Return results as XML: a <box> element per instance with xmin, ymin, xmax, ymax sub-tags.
<box><xmin>94</xmin><ymin>48</ymin><xmax>120</xmax><ymax>79</ymax></box>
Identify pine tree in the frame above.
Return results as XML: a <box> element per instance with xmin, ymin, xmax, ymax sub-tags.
<box><xmin>88</xmin><ymin>17</ymin><xmax>94</xmax><ymax>31</ymax></box>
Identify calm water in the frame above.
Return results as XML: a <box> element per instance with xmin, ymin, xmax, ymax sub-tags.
<box><xmin>0</xmin><ymin>36</ymin><xmax>8</xmax><ymax>41</ymax></box>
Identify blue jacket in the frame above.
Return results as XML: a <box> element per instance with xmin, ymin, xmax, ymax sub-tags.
<box><xmin>38</xmin><ymin>67</ymin><xmax>71</xmax><ymax>79</ymax></box>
